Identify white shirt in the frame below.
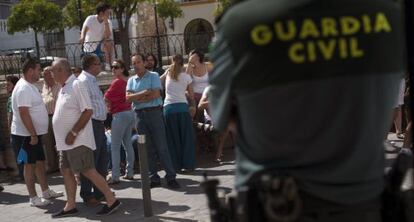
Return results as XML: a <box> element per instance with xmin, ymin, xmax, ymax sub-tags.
<box><xmin>53</xmin><ymin>75</ymin><xmax>96</xmax><ymax>151</ymax></box>
<box><xmin>77</xmin><ymin>71</ymin><xmax>107</xmax><ymax>121</ymax></box>
<box><xmin>164</xmin><ymin>72</ymin><xmax>192</xmax><ymax>106</ymax></box>
<box><xmin>192</xmin><ymin>73</ymin><xmax>209</xmax><ymax>94</ymax></box>
<box><xmin>11</xmin><ymin>78</ymin><xmax>48</xmax><ymax>136</ymax></box>
<box><xmin>82</xmin><ymin>15</ymin><xmax>113</xmax><ymax>52</ymax></box>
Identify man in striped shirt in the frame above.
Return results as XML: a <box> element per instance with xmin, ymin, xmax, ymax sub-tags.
<box><xmin>77</xmin><ymin>54</ymin><xmax>109</xmax><ymax>206</ymax></box>
<box><xmin>41</xmin><ymin>66</ymin><xmax>61</xmax><ymax>173</ymax></box>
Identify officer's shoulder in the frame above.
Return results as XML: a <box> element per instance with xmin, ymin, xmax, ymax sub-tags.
<box><xmin>219</xmin><ymin>0</ymin><xmax>295</xmax><ymax>35</ymax></box>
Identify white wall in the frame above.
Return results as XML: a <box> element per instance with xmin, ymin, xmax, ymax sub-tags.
<box><xmin>0</xmin><ymin>19</ymin><xmax>45</xmax><ymax>52</ymax></box>
<box><xmin>166</xmin><ymin>1</ymin><xmax>217</xmax><ymax>35</ymax></box>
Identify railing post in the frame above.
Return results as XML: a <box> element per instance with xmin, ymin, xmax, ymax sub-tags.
<box><xmin>138</xmin><ymin>134</ymin><xmax>153</xmax><ymax>217</ymax></box>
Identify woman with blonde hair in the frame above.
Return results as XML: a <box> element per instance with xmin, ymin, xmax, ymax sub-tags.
<box><xmin>161</xmin><ymin>54</ymin><xmax>196</xmax><ymax>172</ymax></box>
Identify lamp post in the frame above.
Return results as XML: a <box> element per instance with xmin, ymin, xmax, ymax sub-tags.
<box><xmin>153</xmin><ymin>0</ymin><xmax>162</xmax><ymax>69</ymax></box>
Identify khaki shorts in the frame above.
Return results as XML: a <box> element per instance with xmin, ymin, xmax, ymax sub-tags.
<box><xmin>59</xmin><ymin>146</ymin><xmax>95</xmax><ymax>173</ymax></box>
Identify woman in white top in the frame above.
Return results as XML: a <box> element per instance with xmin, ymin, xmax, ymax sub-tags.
<box><xmin>161</xmin><ymin>55</ymin><xmax>196</xmax><ymax>172</ymax></box>
<box><xmin>186</xmin><ymin>49</ymin><xmax>212</xmax><ymax>122</ymax></box>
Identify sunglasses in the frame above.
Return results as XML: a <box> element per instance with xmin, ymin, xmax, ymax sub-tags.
<box><xmin>111</xmin><ymin>65</ymin><xmax>121</xmax><ymax>70</ymax></box>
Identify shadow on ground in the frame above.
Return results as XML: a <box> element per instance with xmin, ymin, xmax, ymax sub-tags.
<box><xmin>38</xmin><ymin>197</ymin><xmax>193</xmax><ymax>221</ymax></box>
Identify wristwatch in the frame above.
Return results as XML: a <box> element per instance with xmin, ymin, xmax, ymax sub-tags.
<box><xmin>70</xmin><ymin>130</ymin><xmax>78</xmax><ymax>137</ymax></box>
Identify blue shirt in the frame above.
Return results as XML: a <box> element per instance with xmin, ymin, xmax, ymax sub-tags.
<box><xmin>126</xmin><ymin>71</ymin><xmax>162</xmax><ymax>110</ymax></box>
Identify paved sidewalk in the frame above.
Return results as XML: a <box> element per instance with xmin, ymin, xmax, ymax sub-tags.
<box><xmin>0</xmin><ymin>149</ymin><xmax>235</xmax><ymax>222</ymax></box>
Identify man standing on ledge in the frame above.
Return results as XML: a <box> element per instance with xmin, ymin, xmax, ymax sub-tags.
<box><xmin>127</xmin><ymin>54</ymin><xmax>180</xmax><ymax>189</ymax></box>
<box><xmin>80</xmin><ymin>2</ymin><xmax>113</xmax><ymax>70</ymax></box>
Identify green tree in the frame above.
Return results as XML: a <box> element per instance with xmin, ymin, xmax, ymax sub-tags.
<box><xmin>63</xmin><ymin>0</ymin><xmax>182</xmax><ymax>67</ymax></box>
<box><xmin>7</xmin><ymin>0</ymin><xmax>63</xmax><ymax>59</ymax></box>
<box><xmin>156</xmin><ymin>0</ymin><xmax>183</xmax><ymax>32</ymax></box>
<box><xmin>63</xmin><ymin>0</ymin><xmax>96</xmax><ymax>29</ymax></box>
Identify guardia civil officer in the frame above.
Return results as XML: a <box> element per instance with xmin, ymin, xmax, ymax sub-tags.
<box><xmin>209</xmin><ymin>0</ymin><xmax>405</xmax><ymax>221</ymax></box>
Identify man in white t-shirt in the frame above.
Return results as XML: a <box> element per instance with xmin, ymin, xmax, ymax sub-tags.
<box><xmin>80</xmin><ymin>2</ymin><xmax>113</xmax><ymax>69</ymax></box>
<box><xmin>50</xmin><ymin>58</ymin><xmax>121</xmax><ymax>217</ymax></box>
<box><xmin>11</xmin><ymin>58</ymin><xmax>63</xmax><ymax>207</ymax></box>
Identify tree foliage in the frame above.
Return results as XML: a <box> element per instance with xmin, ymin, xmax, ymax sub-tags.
<box><xmin>156</xmin><ymin>0</ymin><xmax>183</xmax><ymax>20</ymax></box>
<box><xmin>214</xmin><ymin>0</ymin><xmax>231</xmax><ymax>17</ymax></box>
<box><xmin>63</xmin><ymin>0</ymin><xmax>97</xmax><ymax>28</ymax></box>
<box><xmin>7</xmin><ymin>0</ymin><xmax>63</xmax><ymax>59</ymax></box>
<box><xmin>7</xmin><ymin>0</ymin><xmax>63</xmax><ymax>34</ymax></box>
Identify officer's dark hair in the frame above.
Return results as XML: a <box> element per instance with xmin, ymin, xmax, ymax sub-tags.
<box><xmin>145</xmin><ymin>53</ymin><xmax>158</xmax><ymax>68</ymax></box>
<box><xmin>189</xmin><ymin>49</ymin><xmax>204</xmax><ymax>63</ymax></box>
<box><xmin>22</xmin><ymin>58</ymin><xmax>40</xmax><ymax>74</ymax></box>
<box><xmin>131</xmin><ymin>53</ymin><xmax>146</xmax><ymax>62</ymax></box>
<box><xmin>82</xmin><ymin>54</ymin><xmax>99</xmax><ymax>71</ymax></box>
<box><xmin>96</xmin><ymin>2</ymin><xmax>111</xmax><ymax>14</ymax></box>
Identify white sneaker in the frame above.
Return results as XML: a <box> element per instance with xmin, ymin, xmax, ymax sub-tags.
<box><xmin>42</xmin><ymin>189</ymin><xmax>64</xmax><ymax>199</ymax></box>
<box><xmin>30</xmin><ymin>196</ymin><xmax>50</xmax><ymax>207</ymax></box>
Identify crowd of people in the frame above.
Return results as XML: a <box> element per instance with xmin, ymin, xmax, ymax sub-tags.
<box><xmin>0</xmin><ymin>2</ymin><xmax>231</xmax><ymax>218</ymax></box>
<box><xmin>0</xmin><ymin>50</ymin><xmax>230</xmax><ymax>217</ymax></box>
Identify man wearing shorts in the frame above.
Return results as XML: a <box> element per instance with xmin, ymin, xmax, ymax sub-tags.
<box><xmin>51</xmin><ymin>58</ymin><xmax>120</xmax><ymax>217</ymax></box>
<box><xmin>11</xmin><ymin>58</ymin><xmax>63</xmax><ymax>207</ymax></box>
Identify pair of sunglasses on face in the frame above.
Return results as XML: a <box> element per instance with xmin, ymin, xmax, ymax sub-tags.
<box><xmin>111</xmin><ymin>65</ymin><xmax>122</xmax><ymax>70</ymax></box>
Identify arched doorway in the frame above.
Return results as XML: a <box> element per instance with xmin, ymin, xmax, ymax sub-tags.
<box><xmin>184</xmin><ymin>19</ymin><xmax>214</xmax><ymax>55</ymax></box>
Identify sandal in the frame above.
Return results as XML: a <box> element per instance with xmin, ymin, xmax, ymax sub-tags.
<box><xmin>122</xmin><ymin>175</ymin><xmax>134</xmax><ymax>180</ymax></box>
<box><xmin>214</xmin><ymin>154</ymin><xmax>223</xmax><ymax>163</ymax></box>
<box><xmin>107</xmin><ymin>178</ymin><xmax>120</xmax><ymax>185</ymax></box>
<box><xmin>397</xmin><ymin>133</ymin><xmax>405</xmax><ymax>139</ymax></box>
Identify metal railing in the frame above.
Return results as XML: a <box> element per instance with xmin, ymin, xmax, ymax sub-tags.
<box><xmin>0</xmin><ymin>32</ymin><xmax>215</xmax><ymax>79</ymax></box>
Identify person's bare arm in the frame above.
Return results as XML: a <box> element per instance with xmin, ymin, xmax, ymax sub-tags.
<box><xmin>160</xmin><ymin>72</ymin><xmax>167</xmax><ymax>89</ymax></box>
<box><xmin>65</xmin><ymin>109</ymin><xmax>93</xmax><ymax>145</ymax></box>
<box><xmin>140</xmin><ymin>89</ymin><xmax>161</xmax><ymax>103</ymax></box>
<box><xmin>187</xmin><ymin>84</ymin><xmax>196</xmax><ymax>118</ymax></box>
<box><xmin>103</xmin><ymin>20</ymin><xmax>111</xmax><ymax>40</ymax></box>
<box><xmin>79</xmin><ymin>26</ymin><xmax>89</xmax><ymax>43</ymax></box>
<box><xmin>198</xmin><ymin>94</ymin><xmax>209</xmax><ymax>110</ymax></box>
<box><xmin>18</xmin><ymin>107</ymin><xmax>38</xmax><ymax>145</ymax></box>
<box><xmin>126</xmin><ymin>90</ymin><xmax>150</xmax><ymax>103</ymax></box>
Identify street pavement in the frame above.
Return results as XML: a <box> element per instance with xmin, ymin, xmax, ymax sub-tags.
<box><xmin>0</xmin><ymin>148</ymin><xmax>236</xmax><ymax>222</ymax></box>
<box><xmin>0</xmin><ymin>133</ymin><xmax>405</xmax><ymax>222</ymax></box>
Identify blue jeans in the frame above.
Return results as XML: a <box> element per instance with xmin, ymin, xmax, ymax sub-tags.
<box><xmin>80</xmin><ymin>119</ymin><xmax>108</xmax><ymax>201</ymax></box>
<box><xmin>106</xmin><ymin>133</ymin><xmax>126</xmax><ymax>170</ymax></box>
<box><xmin>135</xmin><ymin>108</ymin><xmax>176</xmax><ymax>182</ymax></box>
<box><xmin>111</xmin><ymin>110</ymin><xmax>135</xmax><ymax>180</ymax></box>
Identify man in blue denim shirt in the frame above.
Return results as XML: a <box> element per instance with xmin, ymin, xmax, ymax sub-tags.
<box><xmin>126</xmin><ymin>53</ymin><xmax>180</xmax><ymax>189</ymax></box>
